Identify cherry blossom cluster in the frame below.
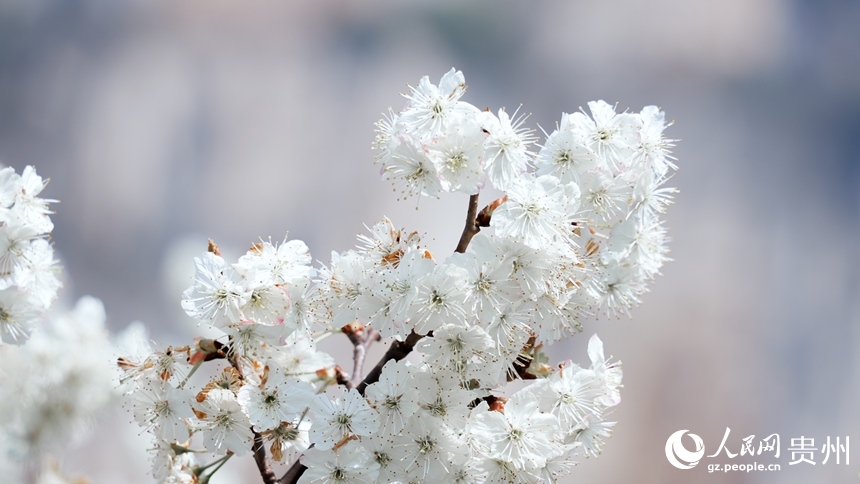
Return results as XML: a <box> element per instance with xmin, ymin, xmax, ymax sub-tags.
<box><xmin>375</xmin><ymin>68</ymin><xmax>676</xmax><ymax>318</ymax></box>
<box><xmin>0</xmin><ymin>296</ymin><xmax>118</xmax><ymax>483</ymax></box>
<box><xmin>117</xmin><ymin>238</ymin><xmax>329</xmax><ymax>482</ymax></box>
<box><xmin>0</xmin><ymin>165</ymin><xmax>61</xmax><ymax>344</ymax></box>
<box><xmin>117</xmin><ymin>68</ymin><xmax>678</xmax><ymax>484</ymax></box>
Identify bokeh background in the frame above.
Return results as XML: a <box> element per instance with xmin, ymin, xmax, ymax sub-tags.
<box><xmin>1</xmin><ymin>0</ymin><xmax>858</xmax><ymax>482</ymax></box>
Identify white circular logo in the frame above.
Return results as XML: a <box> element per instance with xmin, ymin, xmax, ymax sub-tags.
<box><xmin>665</xmin><ymin>430</ymin><xmax>705</xmax><ymax>469</ymax></box>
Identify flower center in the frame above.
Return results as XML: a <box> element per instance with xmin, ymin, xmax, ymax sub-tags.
<box><xmin>446</xmin><ymin>152</ymin><xmax>467</xmax><ymax>171</ymax></box>
<box><xmin>416</xmin><ymin>436</ymin><xmax>436</xmax><ymax>454</ymax></box>
<box><xmin>336</xmin><ymin>413</ymin><xmax>352</xmax><ymax>431</ymax></box>
<box><xmin>428</xmin><ymin>397</ymin><xmax>447</xmax><ymax>417</ymax></box>
<box><xmin>555</xmin><ymin>150</ymin><xmax>571</xmax><ymax>164</ymax></box>
<box><xmin>384</xmin><ymin>395</ymin><xmax>402</xmax><ymax>410</ymax></box>
<box><xmin>375</xmin><ymin>451</ymin><xmax>392</xmax><ymax>467</ymax></box>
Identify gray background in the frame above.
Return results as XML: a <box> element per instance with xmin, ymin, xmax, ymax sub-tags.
<box><xmin>1</xmin><ymin>0</ymin><xmax>858</xmax><ymax>482</ymax></box>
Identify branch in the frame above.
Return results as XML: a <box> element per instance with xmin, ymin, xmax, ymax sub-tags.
<box><xmin>355</xmin><ymin>330</ymin><xmax>423</xmax><ymax>396</ymax></box>
<box><xmin>342</xmin><ymin>322</ymin><xmax>382</xmax><ymax>387</ymax></box>
<box><xmin>226</xmin><ymin>347</ymin><xmax>279</xmax><ymax>484</ymax></box>
<box><xmin>252</xmin><ymin>431</ymin><xmax>278</xmax><ymax>484</ymax></box>
<box><xmin>278</xmin><ymin>331</ymin><xmax>424</xmax><ymax>484</ymax></box>
<box><xmin>351</xmin><ymin>344</ymin><xmax>365</xmax><ymax>386</ymax></box>
<box><xmin>280</xmin><ymin>193</ymin><xmax>485</xmax><ymax>483</ymax></box>
<box><xmin>455</xmin><ymin>193</ymin><xmax>508</xmax><ymax>253</ymax></box>
<box><xmin>454</xmin><ymin>193</ymin><xmax>481</xmax><ymax>253</ymax></box>
<box><xmin>279</xmin><ymin>459</ymin><xmax>307</xmax><ymax>484</ymax></box>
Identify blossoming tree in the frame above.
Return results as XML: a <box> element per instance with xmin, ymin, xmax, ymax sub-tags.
<box><xmin>0</xmin><ymin>67</ymin><xmax>678</xmax><ymax>484</ymax></box>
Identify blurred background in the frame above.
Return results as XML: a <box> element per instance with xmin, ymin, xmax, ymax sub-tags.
<box><xmin>1</xmin><ymin>0</ymin><xmax>858</xmax><ymax>482</ymax></box>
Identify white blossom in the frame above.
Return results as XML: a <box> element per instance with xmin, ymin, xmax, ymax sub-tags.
<box><xmin>410</xmin><ymin>263</ymin><xmax>469</xmax><ymax>335</ymax></box>
<box><xmin>181</xmin><ymin>252</ymin><xmax>250</xmax><ymax>327</ymax></box>
<box><xmin>310</xmin><ymin>388</ymin><xmax>380</xmax><ymax>450</ymax></box>
<box><xmin>364</xmin><ymin>359</ymin><xmax>420</xmax><ymax>433</ymax></box>
<box><xmin>491</xmin><ymin>174</ymin><xmax>581</xmax><ymax>249</ymax></box>
<box><xmin>131</xmin><ymin>380</ymin><xmax>194</xmax><ymax>443</ymax></box>
<box><xmin>194</xmin><ymin>388</ymin><xmax>254</xmax><ymax>456</ymax></box>
<box><xmin>481</xmin><ymin>108</ymin><xmax>535</xmax><ymax>192</ymax></box>
<box><xmin>469</xmin><ymin>393</ymin><xmax>563</xmax><ymax>470</ymax></box>
<box><xmin>399</xmin><ymin>68</ymin><xmax>470</xmax><ymax>136</ymax></box>
<box><xmin>402</xmin><ymin>413</ymin><xmax>468</xmax><ymax>481</ymax></box>
<box><xmin>299</xmin><ymin>441</ymin><xmax>380</xmax><ymax>484</ymax></box>
<box><xmin>238</xmin><ymin>361</ymin><xmax>314</xmax><ymax>432</ymax></box>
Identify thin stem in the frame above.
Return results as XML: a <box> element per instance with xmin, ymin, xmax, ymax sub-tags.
<box><xmin>312</xmin><ymin>328</ymin><xmax>341</xmax><ymax>343</ymax></box>
<box><xmin>195</xmin><ymin>453</ymin><xmax>232</xmax><ymax>474</ymax></box>
<box><xmin>178</xmin><ymin>360</ymin><xmax>203</xmax><ymax>389</ymax></box>
<box><xmin>348</xmin><ymin>327</ymin><xmax>381</xmax><ymax>387</ymax></box>
<box><xmin>207</xmin><ymin>453</ymin><xmax>232</xmax><ymax>475</ymax></box>
<box><xmin>351</xmin><ymin>343</ymin><xmax>365</xmax><ymax>386</ymax></box>
<box><xmin>195</xmin><ymin>454</ymin><xmax>234</xmax><ymax>484</ymax></box>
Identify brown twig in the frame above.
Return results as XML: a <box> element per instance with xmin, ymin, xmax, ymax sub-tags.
<box><xmin>252</xmin><ymin>431</ymin><xmax>278</xmax><ymax>484</ymax></box>
<box><xmin>454</xmin><ymin>193</ymin><xmax>481</xmax><ymax>253</ymax></box>
<box><xmin>355</xmin><ymin>330</ymin><xmax>423</xmax><ymax>396</ymax></box>
<box><xmin>279</xmin><ymin>458</ymin><xmax>308</xmax><ymax>484</ymax></box>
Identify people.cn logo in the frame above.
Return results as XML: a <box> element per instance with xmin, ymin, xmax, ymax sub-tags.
<box><xmin>665</xmin><ymin>430</ymin><xmax>705</xmax><ymax>469</ymax></box>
